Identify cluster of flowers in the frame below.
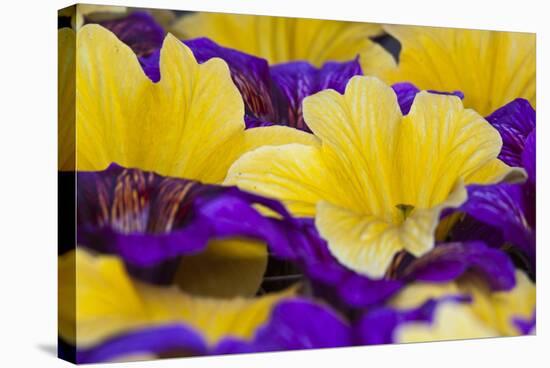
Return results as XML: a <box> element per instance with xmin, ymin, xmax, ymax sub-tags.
<box><xmin>58</xmin><ymin>6</ymin><xmax>536</xmax><ymax>363</ymax></box>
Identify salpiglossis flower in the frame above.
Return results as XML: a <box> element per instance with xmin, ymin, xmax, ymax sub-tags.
<box><xmin>74</xmin><ymin>25</ymin><xmax>315</xmax><ymax>183</ymax></box>
<box><xmin>226</xmin><ymin>76</ymin><xmax>523</xmax><ymax>277</ymax></box>
<box><xmin>384</xmin><ymin>25</ymin><xmax>535</xmax><ymax>115</ymax></box>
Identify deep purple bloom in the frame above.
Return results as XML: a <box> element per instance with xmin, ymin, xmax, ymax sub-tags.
<box><xmin>98</xmin><ymin>12</ymin><xmax>165</xmax><ymax>57</ymax></box>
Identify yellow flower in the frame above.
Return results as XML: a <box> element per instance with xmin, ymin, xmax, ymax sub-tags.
<box><xmin>384</xmin><ymin>25</ymin><xmax>535</xmax><ymax>115</ymax></box>
<box><xmin>58</xmin><ymin>249</ymin><xmax>296</xmax><ymax>348</ymax></box>
<box><xmin>73</xmin><ymin>25</ymin><xmax>315</xmax><ymax>183</ymax></box>
<box><xmin>226</xmin><ymin>76</ymin><xmax>523</xmax><ymax>277</ymax></box>
<box><xmin>392</xmin><ymin>270</ymin><xmax>535</xmax><ymax>342</ymax></box>
<box><xmin>172</xmin><ymin>12</ymin><xmax>395</xmax><ymax>76</ymax></box>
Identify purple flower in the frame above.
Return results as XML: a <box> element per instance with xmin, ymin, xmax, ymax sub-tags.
<box><xmin>451</xmin><ymin>99</ymin><xmax>536</xmax><ymax>274</ymax></box>
<box><xmin>77</xmin><ymin>164</ymin><xmax>299</xmax><ymax>275</ymax></box>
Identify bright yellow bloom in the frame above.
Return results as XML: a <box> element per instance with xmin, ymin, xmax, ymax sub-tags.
<box><xmin>384</xmin><ymin>25</ymin><xmax>536</xmax><ymax>115</ymax></box>
<box><xmin>173</xmin><ymin>12</ymin><xmax>395</xmax><ymax>76</ymax></box>
<box><xmin>58</xmin><ymin>249</ymin><xmax>296</xmax><ymax>348</ymax></box>
<box><xmin>75</xmin><ymin>25</ymin><xmax>316</xmax><ymax>183</ymax></box>
<box><xmin>392</xmin><ymin>271</ymin><xmax>535</xmax><ymax>342</ymax></box>
<box><xmin>226</xmin><ymin>76</ymin><xmax>523</xmax><ymax>277</ymax></box>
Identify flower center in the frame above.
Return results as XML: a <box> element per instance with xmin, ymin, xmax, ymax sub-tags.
<box><xmin>395</xmin><ymin>203</ymin><xmax>415</xmax><ymax>222</ymax></box>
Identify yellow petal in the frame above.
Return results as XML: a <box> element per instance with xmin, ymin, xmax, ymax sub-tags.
<box><xmin>173</xmin><ymin>238</ymin><xmax>268</xmax><ymax>298</ymax></box>
<box><xmin>59</xmin><ymin>249</ymin><xmax>295</xmax><ymax>348</ymax></box>
<box><xmin>58</xmin><ymin>28</ymin><xmax>75</xmax><ymax>171</ymax></box>
<box><xmin>303</xmin><ymin>76</ymin><xmax>402</xmax><ymax>219</ymax></box>
<box><xmin>464</xmin><ymin>159</ymin><xmax>526</xmax><ymax>185</ymax></box>
<box><xmin>384</xmin><ymin>25</ymin><xmax>535</xmax><ymax>115</ymax></box>
<box><xmin>359</xmin><ymin>41</ymin><xmax>397</xmax><ymax>78</ymax></box>
<box><xmin>173</xmin><ymin>13</ymin><xmax>386</xmax><ymax>67</ymax></box>
<box><xmin>241</xmin><ymin>125</ymin><xmax>320</xmax><ymax>154</ymax></box>
<box><xmin>401</xmin><ymin>183</ymin><xmax>467</xmax><ymax>257</ymax></box>
<box><xmin>315</xmin><ymin>200</ymin><xmax>403</xmax><ymax>278</ymax></box>
<box><xmin>398</xmin><ymin>92</ymin><xmax>511</xmax><ymax>208</ymax></box>
<box><xmin>59</xmin><ymin>248</ymin><xmax>149</xmax><ymax>347</ymax></box>
<box><xmin>76</xmin><ymin>25</ymin><xmax>245</xmax><ymax>184</ymax></box>
<box><xmin>226</xmin><ymin>143</ymin><xmax>338</xmax><ymax>217</ymax></box>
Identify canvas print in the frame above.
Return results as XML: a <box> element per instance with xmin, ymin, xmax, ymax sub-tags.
<box><xmin>58</xmin><ymin>3</ymin><xmax>536</xmax><ymax>364</ymax></box>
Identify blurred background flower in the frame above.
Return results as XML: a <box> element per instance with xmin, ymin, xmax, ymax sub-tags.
<box><xmin>383</xmin><ymin>25</ymin><xmax>536</xmax><ymax>115</ymax></box>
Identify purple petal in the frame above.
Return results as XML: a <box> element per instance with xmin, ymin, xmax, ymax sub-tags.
<box><xmin>270</xmin><ymin>59</ymin><xmax>362</xmax><ymax>131</ymax></box>
<box><xmin>98</xmin><ymin>12</ymin><xmax>165</xmax><ymax>57</ymax></box>
<box><xmin>513</xmin><ymin>310</ymin><xmax>536</xmax><ymax>334</ymax></box>
<box><xmin>77</xmin><ymin>164</ymin><xmax>299</xmax><ymax>273</ymax></box>
<box><xmin>139</xmin><ymin>50</ymin><xmax>160</xmax><ymax>82</ymax></box>
<box><xmin>76</xmin><ymin>324</ymin><xmax>207</xmax><ymax>363</ymax></box>
<box><xmin>522</xmin><ymin>130</ymin><xmax>536</xmax><ymax>185</ymax></box>
<box><xmin>216</xmin><ymin>299</ymin><xmax>352</xmax><ymax>354</ymax></box>
<box><xmin>400</xmin><ymin>242</ymin><xmax>516</xmax><ymax>291</ymax></box>
<box><xmin>457</xmin><ymin>184</ymin><xmax>535</xmax><ymax>271</ymax></box>
<box><xmin>486</xmin><ymin>98</ymin><xmax>536</xmax><ymax>167</ymax></box>
<box><xmin>391</xmin><ymin>82</ymin><xmax>464</xmax><ymax>115</ymax></box>
<box><xmin>244</xmin><ymin>115</ymin><xmax>276</xmax><ymax>129</ymax></box>
<box><xmin>391</xmin><ymin>82</ymin><xmax>419</xmax><ymax>115</ymax></box>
